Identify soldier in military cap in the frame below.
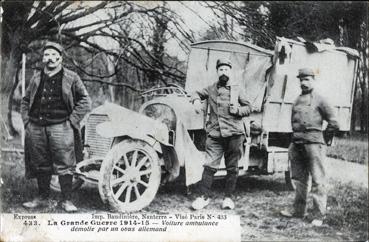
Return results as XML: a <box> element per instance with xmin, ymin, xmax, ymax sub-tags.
<box><xmin>280</xmin><ymin>68</ymin><xmax>339</xmax><ymax>226</ymax></box>
<box><xmin>190</xmin><ymin>58</ymin><xmax>253</xmax><ymax>210</ymax></box>
<box><xmin>21</xmin><ymin>41</ymin><xmax>91</xmax><ymax>212</ymax></box>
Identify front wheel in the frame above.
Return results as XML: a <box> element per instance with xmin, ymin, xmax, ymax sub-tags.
<box><xmin>98</xmin><ymin>139</ymin><xmax>161</xmax><ymax>212</ymax></box>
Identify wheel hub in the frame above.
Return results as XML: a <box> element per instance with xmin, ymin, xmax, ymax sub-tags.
<box><xmin>126</xmin><ymin>168</ymin><xmax>140</xmax><ymax>184</ymax></box>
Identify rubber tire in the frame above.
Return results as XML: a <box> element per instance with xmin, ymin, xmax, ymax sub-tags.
<box><xmin>98</xmin><ymin>139</ymin><xmax>161</xmax><ymax>212</ymax></box>
<box><xmin>50</xmin><ymin>175</ymin><xmax>84</xmax><ymax>192</ymax></box>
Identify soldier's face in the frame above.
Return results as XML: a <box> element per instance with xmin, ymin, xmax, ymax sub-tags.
<box><xmin>299</xmin><ymin>76</ymin><xmax>314</xmax><ymax>92</ymax></box>
<box><xmin>217</xmin><ymin>65</ymin><xmax>231</xmax><ymax>78</ymax></box>
<box><xmin>42</xmin><ymin>48</ymin><xmax>62</xmax><ymax>70</ymax></box>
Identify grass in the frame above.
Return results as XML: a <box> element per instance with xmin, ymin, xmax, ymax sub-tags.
<box><xmin>327</xmin><ymin>132</ymin><xmax>368</xmax><ymax>165</ymax></box>
<box><xmin>1</xmin><ymin>150</ymin><xmax>368</xmax><ymax>240</ymax></box>
<box><xmin>1</xmin><ymin>128</ymin><xmax>367</xmax><ymax>239</ymax></box>
<box><xmin>326</xmin><ymin>180</ymin><xmax>368</xmax><ymax>239</ymax></box>
<box><xmin>0</xmin><ymin>156</ymin><xmax>107</xmax><ymax>214</ymax></box>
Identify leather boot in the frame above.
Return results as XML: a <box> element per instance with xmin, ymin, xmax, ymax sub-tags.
<box><xmin>38</xmin><ymin>174</ymin><xmax>52</xmax><ymax>199</ymax></box>
<box><xmin>293</xmin><ymin>180</ymin><xmax>309</xmax><ymax>217</ymax></box>
<box><xmin>22</xmin><ymin>197</ymin><xmax>49</xmax><ymax>208</ymax></box>
<box><xmin>199</xmin><ymin>166</ymin><xmax>217</xmax><ymax>198</ymax></box>
<box><xmin>59</xmin><ymin>174</ymin><xmax>77</xmax><ymax>212</ymax></box>
<box><xmin>23</xmin><ymin>175</ymin><xmax>51</xmax><ymax>208</ymax></box>
<box><xmin>224</xmin><ymin>169</ymin><xmax>238</xmax><ymax>197</ymax></box>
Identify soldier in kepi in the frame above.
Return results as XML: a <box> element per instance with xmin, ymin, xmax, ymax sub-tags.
<box><xmin>280</xmin><ymin>68</ymin><xmax>339</xmax><ymax>226</ymax></box>
<box><xmin>21</xmin><ymin>41</ymin><xmax>91</xmax><ymax>212</ymax></box>
<box><xmin>190</xmin><ymin>58</ymin><xmax>252</xmax><ymax>210</ymax></box>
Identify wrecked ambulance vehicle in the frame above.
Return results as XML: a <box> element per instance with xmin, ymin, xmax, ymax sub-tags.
<box><xmin>51</xmin><ymin>37</ymin><xmax>359</xmax><ymax>211</ymax></box>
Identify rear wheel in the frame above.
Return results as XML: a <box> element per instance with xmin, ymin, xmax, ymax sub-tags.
<box><xmin>98</xmin><ymin>139</ymin><xmax>161</xmax><ymax>212</ymax></box>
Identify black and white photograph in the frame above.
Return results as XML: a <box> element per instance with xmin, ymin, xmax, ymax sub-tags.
<box><xmin>0</xmin><ymin>1</ymin><xmax>368</xmax><ymax>241</ymax></box>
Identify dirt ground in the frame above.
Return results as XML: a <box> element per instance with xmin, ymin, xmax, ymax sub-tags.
<box><xmin>1</xmin><ymin>150</ymin><xmax>368</xmax><ymax>241</ymax></box>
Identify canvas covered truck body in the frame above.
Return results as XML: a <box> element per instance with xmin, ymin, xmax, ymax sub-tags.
<box><xmin>184</xmin><ymin>39</ymin><xmax>359</xmax><ymax>177</ymax></box>
<box><xmin>51</xmin><ymin>38</ymin><xmax>359</xmax><ymax>212</ymax></box>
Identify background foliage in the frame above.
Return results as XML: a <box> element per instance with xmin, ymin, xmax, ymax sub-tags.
<box><xmin>1</xmin><ymin>1</ymin><xmax>368</xmax><ymax>135</ymax></box>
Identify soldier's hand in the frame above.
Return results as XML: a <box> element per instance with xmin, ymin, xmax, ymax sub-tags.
<box><xmin>323</xmin><ymin>130</ymin><xmax>335</xmax><ymax>146</ymax></box>
<box><xmin>193</xmin><ymin>99</ymin><xmax>202</xmax><ymax>114</ymax></box>
<box><xmin>229</xmin><ymin>104</ymin><xmax>239</xmax><ymax>115</ymax></box>
<box><xmin>251</xmin><ymin>106</ymin><xmax>261</xmax><ymax>113</ymax></box>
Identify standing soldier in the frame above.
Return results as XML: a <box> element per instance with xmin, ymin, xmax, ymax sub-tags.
<box><xmin>280</xmin><ymin>68</ymin><xmax>339</xmax><ymax>226</ymax></box>
<box><xmin>190</xmin><ymin>58</ymin><xmax>252</xmax><ymax>210</ymax></box>
<box><xmin>21</xmin><ymin>41</ymin><xmax>91</xmax><ymax>212</ymax></box>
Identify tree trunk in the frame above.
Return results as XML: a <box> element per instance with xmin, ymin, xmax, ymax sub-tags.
<box><xmin>359</xmin><ymin>46</ymin><xmax>368</xmax><ymax>133</ymax></box>
<box><xmin>359</xmin><ymin>67</ymin><xmax>367</xmax><ymax>133</ymax></box>
<box><xmin>360</xmin><ymin>87</ymin><xmax>367</xmax><ymax>132</ymax></box>
<box><xmin>7</xmin><ymin>68</ymin><xmax>21</xmax><ymax>136</ymax></box>
<box><xmin>350</xmin><ymin>84</ymin><xmax>358</xmax><ymax>132</ymax></box>
<box><xmin>1</xmin><ymin>45</ymin><xmax>22</xmax><ymax>136</ymax></box>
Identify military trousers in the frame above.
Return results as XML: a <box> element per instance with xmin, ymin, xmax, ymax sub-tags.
<box><xmin>199</xmin><ymin>134</ymin><xmax>244</xmax><ymax>197</ymax></box>
<box><xmin>25</xmin><ymin>120</ymin><xmax>76</xmax><ymax>176</ymax></box>
<box><xmin>26</xmin><ymin>121</ymin><xmax>76</xmax><ymax>199</ymax></box>
<box><xmin>289</xmin><ymin>143</ymin><xmax>327</xmax><ymax>216</ymax></box>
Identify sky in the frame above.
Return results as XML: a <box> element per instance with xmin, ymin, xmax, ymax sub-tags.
<box><xmin>168</xmin><ymin>1</ymin><xmax>216</xmax><ymax>35</ymax></box>
<box><xmin>68</xmin><ymin>1</ymin><xmax>216</xmax><ymax>61</ymax></box>
<box><xmin>165</xmin><ymin>1</ymin><xmax>217</xmax><ymax>61</ymax></box>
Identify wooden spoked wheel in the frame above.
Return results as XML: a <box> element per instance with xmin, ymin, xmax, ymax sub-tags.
<box><xmin>98</xmin><ymin>139</ymin><xmax>161</xmax><ymax>212</ymax></box>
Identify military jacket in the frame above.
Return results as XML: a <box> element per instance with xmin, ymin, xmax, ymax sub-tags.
<box><xmin>192</xmin><ymin>81</ymin><xmax>251</xmax><ymax>137</ymax></box>
<box><xmin>291</xmin><ymin>90</ymin><xmax>339</xmax><ymax>144</ymax></box>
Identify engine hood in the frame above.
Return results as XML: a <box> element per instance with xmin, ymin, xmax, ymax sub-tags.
<box><xmin>91</xmin><ymin>102</ymin><xmax>170</xmax><ymax>146</ymax></box>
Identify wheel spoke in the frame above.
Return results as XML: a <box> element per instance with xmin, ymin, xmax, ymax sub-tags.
<box><xmin>111</xmin><ymin>176</ymin><xmax>127</xmax><ymax>187</ymax></box>
<box><xmin>136</xmin><ymin>156</ymin><xmax>149</xmax><ymax>169</ymax></box>
<box><xmin>133</xmin><ymin>184</ymin><xmax>140</xmax><ymax>199</ymax></box>
<box><xmin>123</xmin><ymin>153</ymin><xmax>129</xmax><ymax>167</ymax></box>
<box><xmin>131</xmin><ymin>150</ymin><xmax>138</xmax><ymax>167</ymax></box>
<box><xmin>114</xmin><ymin>182</ymin><xmax>129</xmax><ymax>200</ymax></box>
<box><xmin>138</xmin><ymin>180</ymin><xmax>149</xmax><ymax>188</ymax></box>
<box><xmin>125</xmin><ymin>185</ymin><xmax>133</xmax><ymax>203</ymax></box>
<box><xmin>113</xmin><ymin>165</ymin><xmax>126</xmax><ymax>175</ymax></box>
<box><xmin>139</xmin><ymin>169</ymin><xmax>152</xmax><ymax>176</ymax></box>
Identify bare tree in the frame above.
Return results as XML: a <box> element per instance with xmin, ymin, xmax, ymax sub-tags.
<box><xmin>2</xmin><ymin>1</ymin><xmax>195</xmax><ymax>135</ymax></box>
<box><xmin>200</xmin><ymin>1</ymin><xmax>274</xmax><ymax>47</ymax></box>
<box><xmin>357</xmin><ymin>22</ymin><xmax>368</xmax><ymax>132</ymax></box>
<box><xmin>1</xmin><ymin>1</ymin><xmax>130</xmax><ymax>133</ymax></box>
